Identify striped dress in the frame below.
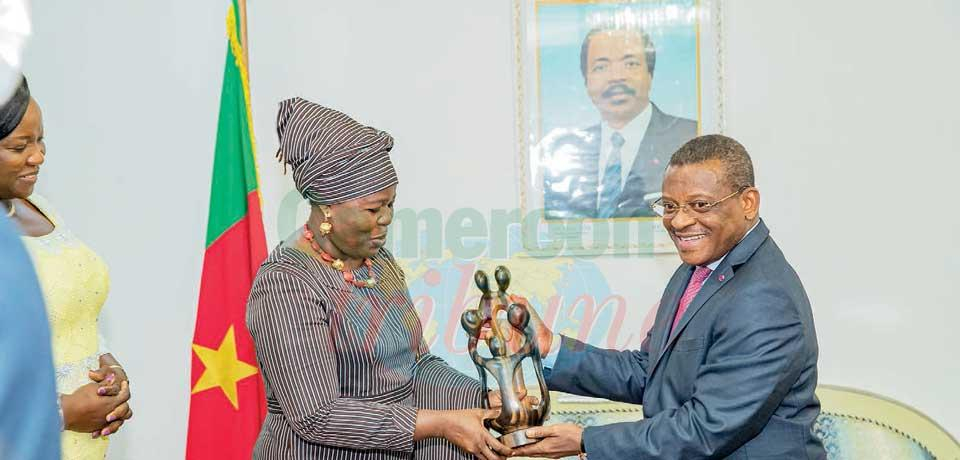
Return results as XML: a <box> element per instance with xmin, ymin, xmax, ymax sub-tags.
<box><xmin>246</xmin><ymin>245</ymin><xmax>483</xmax><ymax>459</ymax></box>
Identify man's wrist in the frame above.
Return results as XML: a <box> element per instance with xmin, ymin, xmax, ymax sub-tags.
<box><xmin>548</xmin><ymin>333</ymin><xmax>561</xmax><ymax>356</ymax></box>
<box><xmin>541</xmin><ymin>334</ymin><xmax>564</xmax><ymax>368</ymax></box>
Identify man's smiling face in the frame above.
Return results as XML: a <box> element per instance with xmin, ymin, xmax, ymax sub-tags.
<box><xmin>661</xmin><ymin>160</ymin><xmax>756</xmax><ymax>266</ymax></box>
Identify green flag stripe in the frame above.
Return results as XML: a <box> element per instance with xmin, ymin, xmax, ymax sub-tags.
<box><xmin>205</xmin><ymin>30</ymin><xmax>258</xmax><ymax>247</ymax></box>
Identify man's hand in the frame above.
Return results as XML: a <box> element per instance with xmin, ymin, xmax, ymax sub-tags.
<box><xmin>510</xmin><ymin>423</ymin><xmax>583</xmax><ymax>458</ymax></box>
<box><xmin>507</xmin><ymin>294</ymin><xmax>553</xmax><ymax>358</ymax></box>
<box><xmin>479</xmin><ymin>295</ymin><xmax>553</xmax><ymax>359</ymax></box>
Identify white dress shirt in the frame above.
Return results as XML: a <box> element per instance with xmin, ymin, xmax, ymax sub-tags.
<box><xmin>598</xmin><ymin>102</ymin><xmax>653</xmax><ymax>186</ymax></box>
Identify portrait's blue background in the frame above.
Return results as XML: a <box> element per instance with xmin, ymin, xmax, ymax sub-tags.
<box><xmin>536</xmin><ymin>0</ymin><xmax>699</xmax><ymax>137</ymax></box>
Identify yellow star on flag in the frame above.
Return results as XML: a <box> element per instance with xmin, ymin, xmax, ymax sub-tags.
<box><xmin>191</xmin><ymin>325</ymin><xmax>259</xmax><ymax>409</ymax></box>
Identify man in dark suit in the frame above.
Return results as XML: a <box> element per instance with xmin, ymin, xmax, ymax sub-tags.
<box><xmin>513</xmin><ymin>135</ymin><xmax>826</xmax><ymax>459</ymax></box>
<box><xmin>542</xmin><ymin>26</ymin><xmax>697</xmax><ymax>220</ymax></box>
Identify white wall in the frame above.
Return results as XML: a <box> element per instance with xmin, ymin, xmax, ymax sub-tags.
<box><xmin>25</xmin><ymin>2</ymin><xmax>226</xmax><ymax>459</ymax></box>
<box><xmin>722</xmin><ymin>0</ymin><xmax>960</xmax><ymax>436</ymax></box>
<box><xmin>24</xmin><ymin>1</ymin><xmax>959</xmax><ymax>458</ymax></box>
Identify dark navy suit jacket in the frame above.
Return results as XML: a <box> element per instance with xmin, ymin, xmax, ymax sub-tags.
<box><xmin>545</xmin><ymin>220</ymin><xmax>826</xmax><ymax>459</ymax></box>
<box><xmin>541</xmin><ymin>103</ymin><xmax>697</xmax><ymax>220</ymax></box>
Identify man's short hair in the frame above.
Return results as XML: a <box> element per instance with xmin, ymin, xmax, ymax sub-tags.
<box><xmin>669</xmin><ymin>134</ymin><xmax>755</xmax><ymax>189</ymax></box>
<box><xmin>579</xmin><ymin>27</ymin><xmax>656</xmax><ymax>79</ymax></box>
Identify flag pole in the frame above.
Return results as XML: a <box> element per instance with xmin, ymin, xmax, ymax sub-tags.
<box><xmin>238</xmin><ymin>0</ymin><xmax>249</xmax><ymax>71</ymax></box>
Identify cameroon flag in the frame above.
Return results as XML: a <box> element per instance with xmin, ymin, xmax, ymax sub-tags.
<box><xmin>186</xmin><ymin>2</ymin><xmax>267</xmax><ymax>458</ymax></box>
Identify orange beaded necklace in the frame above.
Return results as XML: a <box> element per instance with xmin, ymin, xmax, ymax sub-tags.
<box><xmin>303</xmin><ymin>223</ymin><xmax>378</xmax><ymax>288</ymax></box>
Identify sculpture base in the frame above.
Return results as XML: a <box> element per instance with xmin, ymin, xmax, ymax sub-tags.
<box><xmin>499</xmin><ymin>429</ymin><xmax>537</xmax><ymax>448</ymax></box>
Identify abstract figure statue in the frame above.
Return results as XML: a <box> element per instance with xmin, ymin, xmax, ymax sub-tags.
<box><xmin>460</xmin><ymin>266</ymin><xmax>551</xmax><ymax>448</ymax></box>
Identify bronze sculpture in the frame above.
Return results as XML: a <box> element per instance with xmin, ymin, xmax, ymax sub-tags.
<box><xmin>460</xmin><ymin>266</ymin><xmax>551</xmax><ymax>448</ymax></box>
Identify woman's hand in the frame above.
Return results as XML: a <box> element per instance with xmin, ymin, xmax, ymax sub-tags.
<box><xmin>442</xmin><ymin>409</ymin><xmax>511</xmax><ymax>460</ymax></box>
<box><xmin>61</xmin><ymin>380</ymin><xmax>131</xmax><ymax>435</ymax></box>
<box><xmin>88</xmin><ymin>355</ymin><xmax>133</xmax><ymax>437</ymax></box>
<box><xmin>91</xmin><ymin>380</ymin><xmax>134</xmax><ymax>439</ymax></box>
<box><xmin>416</xmin><ymin>408</ymin><xmax>510</xmax><ymax>460</ymax></box>
<box><xmin>487</xmin><ymin>390</ymin><xmax>502</xmax><ymax>410</ymax></box>
<box><xmin>486</xmin><ymin>388</ymin><xmax>540</xmax><ymax>410</ymax></box>
<box><xmin>90</xmin><ymin>354</ymin><xmax>128</xmax><ymax>390</ymax></box>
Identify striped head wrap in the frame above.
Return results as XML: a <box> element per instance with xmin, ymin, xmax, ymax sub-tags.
<box><xmin>275</xmin><ymin>97</ymin><xmax>398</xmax><ymax>205</ymax></box>
<box><xmin>0</xmin><ymin>76</ymin><xmax>30</xmax><ymax>140</ymax></box>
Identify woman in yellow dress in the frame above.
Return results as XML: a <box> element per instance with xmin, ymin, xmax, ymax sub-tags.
<box><xmin>0</xmin><ymin>77</ymin><xmax>133</xmax><ymax>459</ymax></box>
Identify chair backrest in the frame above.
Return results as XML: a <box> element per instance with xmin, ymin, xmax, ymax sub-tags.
<box><xmin>815</xmin><ymin>384</ymin><xmax>959</xmax><ymax>460</ymax></box>
<box><xmin>541</xmin><ymin>385</ymin><xmax>959</xmax><ymax>459</ymax></box>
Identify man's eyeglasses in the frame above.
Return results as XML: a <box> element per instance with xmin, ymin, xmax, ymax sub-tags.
<box><xmin>650</xmin><ymin>186</ymin><xmax>748</xmax><ymax>217</ymax></box>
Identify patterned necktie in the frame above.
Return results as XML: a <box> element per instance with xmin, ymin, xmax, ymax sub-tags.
<box><xmin>597</xmin><ymin>132</ymin><xmax>625</xmax><ymax>218</ymax></box>
<box><xmin>670</xmin><ymin>266</ymin><xmax>713</xmax><ymax>335</ymax></box>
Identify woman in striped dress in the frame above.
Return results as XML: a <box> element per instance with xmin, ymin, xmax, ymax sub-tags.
<box><xmin>246</xmin><ymin>98</ymin><xmax>510</xmax><ymax>460</ymax></box>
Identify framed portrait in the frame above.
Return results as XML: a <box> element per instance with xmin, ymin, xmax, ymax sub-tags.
<box><xmin>515</xmin><ymin>0</ymin><xmax>724</xmax><ymax>256</ymax></box>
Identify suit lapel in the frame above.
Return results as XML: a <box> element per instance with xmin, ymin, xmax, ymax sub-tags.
<box><xmin>647</xmin><ymin>220</ymin><xmax>772</xmax><ymax>378</ymax></box>
<box><xmin>663</xmin><ymin>266</ymin><xmax>729</xmax><ymax>347</ymax></box>
<box><xmin>615</xmin><ymin>104</ymin><xmax>670</xmax><ymax>215</ymax></box>
<box><xmin>651</xmin><ymin>266</ymin><xmax>692</xmax><ymax>361</ymax></box>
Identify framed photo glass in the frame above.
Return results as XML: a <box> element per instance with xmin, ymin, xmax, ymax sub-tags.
<box><xmin>515</xmin><ymin>0</ymin><xmax>723</xmax><ymax>256</ymax></box>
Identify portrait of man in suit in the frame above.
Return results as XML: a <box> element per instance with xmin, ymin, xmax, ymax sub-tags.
<box><xmin>541</xmin><ymin>25</ymin><xmax>698</xmax><ymax>220</ymax></box>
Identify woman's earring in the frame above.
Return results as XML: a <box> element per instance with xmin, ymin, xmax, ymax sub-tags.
<box><xmin>319</xmin><ymin>208</ymin><xmax>333</xmax><ymax>236</ymax></box>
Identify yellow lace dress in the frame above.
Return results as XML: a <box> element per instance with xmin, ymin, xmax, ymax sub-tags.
<box><xmin>21</xmin><ymin>195</ymin><xmax>111</xmax><ymax>460</ymax></box>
